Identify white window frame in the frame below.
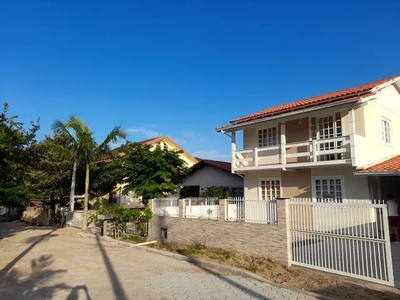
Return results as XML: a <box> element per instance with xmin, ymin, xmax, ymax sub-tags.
<box><xmin>258</xmin><ymin>177</ymin><xmax>282</xmax><ymax>200</ymax></box>
<box><xmin>312</xmin><ymin>175</ymin><xmax>345</xmax><ymax>203</ymax></box>
<box><xmin>309</xmin><ymin>112</ymin><xmax>344</xmax><ymax>161</ymax></box>
<box><xmin>257</xmin><ymin>126</ymin><xmax>278</xmax><ymax>148</ymax></box>
<box><xmin>309</xmin><ymin>112</ymin><xmax>342</xmax><ymax>140</ymax></box>
<box><xmin>381</xmin><ymin>117</ymin><xmax>392</xmax><ymax>145</ymax></box>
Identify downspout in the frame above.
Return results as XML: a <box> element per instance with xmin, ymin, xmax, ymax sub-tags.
<box><xmin>349</xmin><ymin>108</ymin><xmax>357</xmax><ymax>167</ymax></box>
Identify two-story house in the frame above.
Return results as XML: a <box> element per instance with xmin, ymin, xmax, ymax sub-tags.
<box><xmin>216</xmin><ymin>75</ymin><xmax>400</xmax><ymax>202</ymax></box>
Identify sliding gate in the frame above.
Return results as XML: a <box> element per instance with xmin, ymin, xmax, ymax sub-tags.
<box><xmin>289</xmin><ymin>200</ymin><xmax>394</xmax><ymax>286</ymax></box>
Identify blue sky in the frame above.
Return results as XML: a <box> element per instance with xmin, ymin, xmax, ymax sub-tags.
<box><xmin>1</xmin><ymin>0</ymin><xmax>399</xmax><ymax>161</ymax></box>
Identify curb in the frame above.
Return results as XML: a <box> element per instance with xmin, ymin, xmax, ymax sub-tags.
<box><xmin>78</xmin><ymin>232</ymin><xmax>334</xmax><ymax>300</ymax></box>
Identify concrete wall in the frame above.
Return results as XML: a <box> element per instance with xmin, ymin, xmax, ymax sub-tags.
<box><xmin>148</xmin><ymin>199</ymin><xmax>290</xmax><ymax>265</ymax></box>
<box><xmin>182</xmin><ymin>165</ymin><xmax>243</xmax><ymax>194</ymax></box>
<box><xmin>0</xmin><ymin>207</ymin><xmax>17</xmax><ymax>216</ymax></box>
<box><xmin>67</xmin><ymin>210</ymin><xmax>97</xmax><ymax>229</ymax></box>
<box><xmin>22</xmin><ymin>207</ymin><xmax>50</xmax><ymax>226</ymax></box>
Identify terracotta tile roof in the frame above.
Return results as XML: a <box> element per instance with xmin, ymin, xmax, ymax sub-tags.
<box><xmin>231</xmin><ymin>75</ymin><xmax>400</xmax><ymax>125</ymax></box>
<box><xmin>105</xmin><ymin>136</ymin><xmax>198</xmax><ymax>165</ymax></box>
<box><xmin>358</xmin><ymin>155</ymin><xmax>400</xmax><ymax>174</ymax></box>
<box><xmin>201</xmin><ymin>159</ymin><xmax>232</xmax><ymax>172</ymax></box>
<box><xmin>190</xmin><ymin>159</ymin><xmax>236</xmax><ymax>175</ymax></box>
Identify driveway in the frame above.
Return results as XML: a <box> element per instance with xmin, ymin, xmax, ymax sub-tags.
<box><xmin>0</xmin><ymin>223</ymin><xmax>317</xmax><ymax>300</ymax></box>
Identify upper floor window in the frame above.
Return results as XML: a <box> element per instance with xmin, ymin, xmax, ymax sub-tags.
<box><xmin>310</xmin><ymin>112</ymin><xmax>343</xmax><ymax>161</ymax></box>
<box><xmin>258</xmin><ymin>127</ymin><xmax>277</xmax><ymax>148</ymax></box>
<box><xmin>310</xmin><ymin>112</ymin><xmax>342</xmax><ymax>140</ymax></box>
<box><xmin>163</xmin><ymin>143</ymin><xmax>168</xmax><ymax>151</ymax></box>
<box><xmin>381</xmin><ymin>118</ymin><xmax>392</xmax><ymax>145</ymax></box>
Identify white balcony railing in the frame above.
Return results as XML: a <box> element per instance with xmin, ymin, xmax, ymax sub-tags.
<box><xmin>234</xmin><ymin>136</ymin><xmax>351</xmax><ymax>170</ymax></box>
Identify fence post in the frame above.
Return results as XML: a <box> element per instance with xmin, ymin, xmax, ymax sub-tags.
<box><xmin>179</xmin><ymin>199</ymin><xmax>186</xmax><ymax>218</ymax></box>
<box><xmin>219</xmin><ymin>199</ymin><xmax>226</xmax><ymax>221</ymax></box>
<box><xmin>276</xmin><ymin>198</ymin><xmax>292</xmax><ymax>267</ymax></box>
<box><xmin>149</xmin><ymin>199</ymin><xmax>155</xmax><ymax>213</ymax></box>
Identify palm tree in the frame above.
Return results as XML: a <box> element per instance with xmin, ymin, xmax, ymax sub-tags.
<box><xmin>52</xmin><ymin>116</ymin><xmax>126</xmax><ymax>230</ymax></box>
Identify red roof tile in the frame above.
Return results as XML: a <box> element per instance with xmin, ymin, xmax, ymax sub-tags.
<box><xmin>231</xmin><ymin>75</ymin><xmax>399</xmax><ymax>125</ymax></box>
<box><xmin>358</xmin><ymin>155</ymin><xmax>400</xmax><ymax>174</ymax></box>
<box><xmin>190</xmin><ymin>159</ymin><xmax>233</xmax><ymax>173</ymax></box>
<box><xmin>201</xmin><ymin>159</ymin><xmax>232</xmax><ymax>172</ymax></box>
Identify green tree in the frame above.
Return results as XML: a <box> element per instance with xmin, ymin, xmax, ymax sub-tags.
<box><xmin>115</xmin><ymin>143</ymin><xmax>188</xmax><ymax>202</ymax></box>
<box><xmin>52</xmin><ymin>116</ymin><xmax>126</xmax><ymax>230</ymax></box>
<box><xmin>26</xmin><ymin>134</ymin><xmax>74</xmax><ymax>204</ymax></box>
<box><xmin>0</xmin><ymin>102</ymin><xmax>39</xmax><ymax>208</ymax></box>
<box><xmin>200</xmin><ymin>186</ymin><xmax>234</xmax><ymax>198</ymax></box>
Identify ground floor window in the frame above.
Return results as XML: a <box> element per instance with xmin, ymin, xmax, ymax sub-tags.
<box><xmin>312</xmin><ymin>176</ymin><xmax>344</xmax><ymax>203</ymax></box>
<box><xmin>259</xmin><ymin>178</ymin><xmax>281</xmax><ymax>200</ymax></box>
<box><xmin>180</xmin><ymin>185</ymin><xmax>200</xmax><ymax>198</ymax></box>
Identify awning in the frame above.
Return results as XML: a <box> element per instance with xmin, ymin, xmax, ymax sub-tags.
<box><xmin>354</xmin><ymin>155</ymin><xmax>400</xmax><ymax>176</ymax></box>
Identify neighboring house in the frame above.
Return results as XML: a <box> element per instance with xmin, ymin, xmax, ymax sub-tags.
<box><xmin>108</xmin><ymin>135</ymin><xmax>198</xmax><ymax>207</ymax></box>
<box><xmin>111</xmin><ymin>135</ymin><xmax>198</xmax><ymax>168</ymax></box>
<box><xmin>216</xmin><ymin>75</ymin><xmax>400</xmax><ymax>202</ymax></box>
<box><xmin>180</xmin><ymin>159</ymin><xmax>244</xmax><ymax>197</ymax></box>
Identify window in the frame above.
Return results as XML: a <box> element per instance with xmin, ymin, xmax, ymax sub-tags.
<box><xmin>259</xmin><ymin>178</ymin><xmax>281</xmax><ymax>200</ymax></box>
<box><xmin>313</xmin><ymin>176</ymin><xmax>344</xmax><ymax>203</ymax></box>
<box><xmin>258</xmin><ymin>127</ymin><xmax>277</xmax><ymax>148</ymax></box>
<box><xmin>163</xmin><ymin>143</ymin><xmax>169</xmax><ymax>151</ymax></box>
<box><xmin>310</xmin><ymin>112</ymin><xmax>342</xmax><ymax>161</ymax></box>
<box><xmin>180</xmin><ymin>185</ymin><xmax>200</xmax><ymax>198</ymax></box>
<box><xmin>381</xmin><ymin>118</ymin><xmax>392</xmax><ymax>144</ymax></box>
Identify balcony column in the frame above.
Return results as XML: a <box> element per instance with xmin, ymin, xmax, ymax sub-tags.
<box><xmin>231</xmin><ymin>131</ymin><xmax>236</xmax><ymax>173</ymax></box>
<box><xmin>280</xmin><ymin>122</ymin><xmax>286</xmax><ymax>168</ymax></box>
<box><xmin>349</xmin><ymin>108</ymin><xmax>357</xmax><ymax>166</ymax></box>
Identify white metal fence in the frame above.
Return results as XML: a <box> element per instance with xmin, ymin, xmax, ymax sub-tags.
<box><xmin>153</xmin><ymin>198</ymin><xmax>179</xmax><ymax>217</ymax></box>
<box><xmin>289</xmin><ymin>199</ymin><xmax>394</xmax><ymax>286</ymax></box>
<box><xmin>226</xmin><ymin>198</ymin><xmax>277</xmax><ymax>224</ymax></box>
<box><xmin>125</xmin><ymin>221</ymin><xmax>148</xmax><ymax>236</ymax></box>
<box><xmin>184</xmin><ymin>198</ymin><xmax>219</xmax><ymax>219</ymax></box>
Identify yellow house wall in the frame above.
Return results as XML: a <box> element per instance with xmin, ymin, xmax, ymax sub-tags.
<box><xmin>148</xmin><ymin>140</ymin><xmax>196</xmax><ymax>167</ymax></box>
<box><xmin>310</xmin><ymin>166</ymin><xmax>369</xmax><ymax>200</ymax></box>
<box><xmin>354</xmin><ymin>85</ymin><xmax>400</xmax><ymax>168</ymax></box>
<box><xmin>243</xmin><ymin>166</ymin><xmax>369</xmax><ymax>200</ymax></box>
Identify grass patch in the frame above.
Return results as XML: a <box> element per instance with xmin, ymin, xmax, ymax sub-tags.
<box><xmin>121</xmin><ymin>235</ymin><xmax>147</xmax><ymax>244</ymax></box>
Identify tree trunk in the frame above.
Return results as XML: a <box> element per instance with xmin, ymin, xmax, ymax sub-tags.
<box><xmin>82</xmin><ymin>163</ymin><xmax>90</xmax><ymax>231</ymax></box>
<box><xmin>69</xmin><ymin>161</ymin><xmax>77</xmax><ymax>212</ymax></box>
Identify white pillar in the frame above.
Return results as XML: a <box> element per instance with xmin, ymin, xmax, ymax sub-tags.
<box><xmin>349</xmin><ymin>108</ymin><xmax>357</xmax><ymax>166</ymax></box>
<box><xmin>231</xmin><ymin>131</ymin><xmax>236</xmax><ymax>173</ymax></box>
<box><xmin>280</xmin><ymin>123</ymin><xmax>286</xmax><ymax>167</ymax></box>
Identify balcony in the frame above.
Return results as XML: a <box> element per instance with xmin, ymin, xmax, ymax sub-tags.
<box><xmin>233</xmin><ymin>136</ymin><xmax>352</xmax><ymax>171</ymax></box>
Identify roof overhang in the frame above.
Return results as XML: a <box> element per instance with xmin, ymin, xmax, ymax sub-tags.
<box><xmin>216</xmin><ymin>97</ymin><xmax>362</xmax><ymax>132</ymax></box>
<box><xmin>354</xmin><ymin>171</ymin><xmax>400</xmax><ymax>176</ymax></box>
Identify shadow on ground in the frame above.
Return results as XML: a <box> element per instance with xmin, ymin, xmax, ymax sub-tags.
<box><xmin>0</xmin><ymin>221</ymin><xmax>57</xmax><ymax>240</ymax></box>
<box><xmin>0</xmin><ymin>254</ymin><xmax>92</xmax><ymax>299</ymax></box>
<box><xmin>1</xmin><ymin>227</ymin><xmax>58</xmax><ymax>275</ymax></box>
<box><xmin>186</xmin><ymin>257</ymin><xmax>275</xmax><ymax>300</ymax></box>
<box><xmin>95</xmin><ymin>236</ymin><xmax>128</xmax><ymax>300</ymax></box>
<box><xmin>313</xmin><ymin>285</ymin><xmax>400</xmax><ymax>300</ymax></box>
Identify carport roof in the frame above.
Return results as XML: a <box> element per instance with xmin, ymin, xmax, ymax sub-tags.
<box><xmin>356</xmin><ymin>155</ymin><xmax>400</xmax><ymax>175</ymax></box>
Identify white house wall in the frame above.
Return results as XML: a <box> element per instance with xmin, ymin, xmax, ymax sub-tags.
<box><xmin>355</xmin><ymin>85</ymin><xmax>400</xmax><ymax>168</ymax></box>
<box><xmin>183</xmin><ymin>165</ymin><xmax>243</xmax><ymax>193</ymax></box>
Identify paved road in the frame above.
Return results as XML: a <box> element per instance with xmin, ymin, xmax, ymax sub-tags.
<box><xmin>0</xmin><ymin>223</ymin><xmax>317</xmax><ymax>300</ymax></box>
